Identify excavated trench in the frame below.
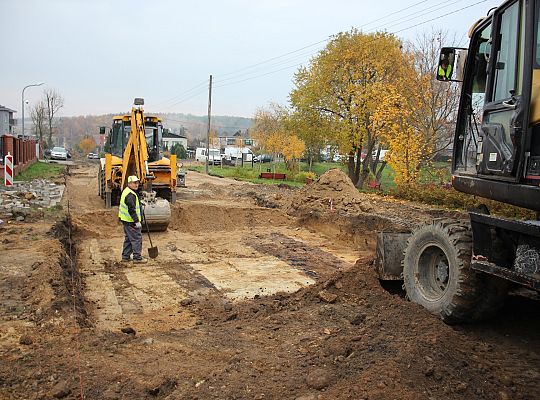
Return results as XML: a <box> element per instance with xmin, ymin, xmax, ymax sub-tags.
<box><xmin>49</xmin><ymin>218</ymin><xmax>90</xmax><ymax>327</ymax></box>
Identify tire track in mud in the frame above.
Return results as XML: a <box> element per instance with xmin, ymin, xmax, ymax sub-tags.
<box><xmin>246</xmin><ymin>232</ymin><xmax>352</xmax><ymax>279</ymax></box>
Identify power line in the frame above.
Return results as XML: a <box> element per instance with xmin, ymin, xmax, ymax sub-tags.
<box><xmin>359</xmin><ymin>0</ymin><xmax>432</xmax><ymax>28</ymax></box>
<box><xmin>155</xmin><ymin>0</ymin><xmax>489</xmax><ymax>110</ymax></box>
<box><xmin>151</xmin><ymin>80</ymin><xmax>208</xmax><ymax>108</ymax></box>
<box><xmin>208</xmin><ymin>2</ymin><xmax>484</xmax><ymax>91</ymax></box>
<box><xmin>380</xmin><ymin>0</ymin><xmax>467</xmax><ymax>31</ymax></box>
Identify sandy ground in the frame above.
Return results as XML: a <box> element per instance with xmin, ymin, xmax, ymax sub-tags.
<box><xmin>0</xmin><ymin>163</ymin><xmax>539</xmax><ymax>400</ymax></box>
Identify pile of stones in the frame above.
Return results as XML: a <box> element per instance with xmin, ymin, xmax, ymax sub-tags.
<box><xmin>0</xmin><ymin>179</ymin><xmax>64</xmax><ymax>221</ymax></box>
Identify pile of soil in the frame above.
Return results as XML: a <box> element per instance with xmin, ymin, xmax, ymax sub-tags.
<box><xmin>285</xmin><ymin>169</ymin><xmax>374</xmax><ymax>216</ymax></box>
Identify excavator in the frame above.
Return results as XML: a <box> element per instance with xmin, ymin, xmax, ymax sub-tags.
<box><xmin>98</xmin><ymin>98</ymin><xmax>176</xmax><ymax>231</ymax></box>
<box><xmin>376</xmin><ymin>0</ymin><xmax>540</xmax><ymax>323</ymax></box>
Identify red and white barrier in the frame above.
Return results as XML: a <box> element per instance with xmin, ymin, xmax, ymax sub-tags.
<box><xmin>4</xmin><ymin>152</ymin><xmax>13</xmax><ymax>187</ymax></box>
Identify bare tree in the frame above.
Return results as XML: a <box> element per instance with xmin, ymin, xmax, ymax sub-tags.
<box><xmin>405</xmin><ymin>30</ymin><xmax>462</xmax><ymax>163</ymax></box>
<box><xmin>44</xmin><ymin>89</ymin><xmax>64</xmax><ymax>147</ymax></box>
<box><xmin>30</xmin><ymin>100</ymin><xmax>47</xmax><ymax>157</ymax></box>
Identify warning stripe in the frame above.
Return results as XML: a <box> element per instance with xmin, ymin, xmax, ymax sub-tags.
<box><xmin>4</xmin><ymin>155</ymin><xmax>13</xmax><ymax>186</ymax></box>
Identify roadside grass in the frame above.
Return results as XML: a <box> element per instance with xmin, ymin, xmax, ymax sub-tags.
<box><xmin>16</xmin><ymin>161</ymin><xmax>66</xmax><ymax>181</ymax></box>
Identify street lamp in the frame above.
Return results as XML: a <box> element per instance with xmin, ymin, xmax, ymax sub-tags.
<box><xmin>21</xmin><ymin>82</ymin><xmax>45</xmax><ymax>139</ymax></box>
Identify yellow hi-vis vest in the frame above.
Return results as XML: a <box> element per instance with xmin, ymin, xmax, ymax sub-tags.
<box><xmin>118</xmin><ymin>187</ymin><xmax>141</xmax><ymax>223</ymax></box>
<box><xmin>438</xmin><ymin>64</ymin><xmax>452</xmax><ymax>79</ymax></box>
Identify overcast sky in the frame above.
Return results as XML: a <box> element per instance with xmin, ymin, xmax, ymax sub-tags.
<box><xmin>1</xmin><ymin>0</ymin><xmax>502</xmax><ymax>118</ymax></box>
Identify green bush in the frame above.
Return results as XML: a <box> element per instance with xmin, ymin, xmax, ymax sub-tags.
<box><xmin>294</xmin><ymin>171</ymin><xmax>318</xmax><ymax>183</ymax></box>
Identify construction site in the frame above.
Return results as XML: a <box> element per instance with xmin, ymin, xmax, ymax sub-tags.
<box><xmin>2</xmin><ymin>0</ymin><xmax>540</xmax><ymax>398</ymax></box>
<box><xmin>0</xmin><ymin>163</ymin><xmax>539</xmax><ymax>400</ymax></box>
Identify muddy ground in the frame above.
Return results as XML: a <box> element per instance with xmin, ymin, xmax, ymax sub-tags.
<box><xmin>0</xmin><ymin>164</ymin><xmax>539</xmax><ymax>400</ymax></box>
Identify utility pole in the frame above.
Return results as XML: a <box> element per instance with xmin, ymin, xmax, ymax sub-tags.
<box><xmin>206</xmin><ymin>75</ymin><xmax>212</xmax><ymax>174</ymax></box>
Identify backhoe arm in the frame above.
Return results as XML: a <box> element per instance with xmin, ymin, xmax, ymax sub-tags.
<box><xmin>120</xmin><ymin>106</ymin><xmax>151</xmax><ymax>189</ymax></box>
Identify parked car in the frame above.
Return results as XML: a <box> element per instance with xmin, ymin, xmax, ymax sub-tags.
<box><xmin>87</xmin><ymin>152</ymin><xmax>99</xmax><ymax>159</ymax></box>
<box><xmin>50</xmin><ymin>146</ymin><xmax>68</xmax><ymax>161</ymax></box>
<box><xmin>254</xmin><ymin>154</ymin><xmax>273</xmax><ymax>163</ymax></box>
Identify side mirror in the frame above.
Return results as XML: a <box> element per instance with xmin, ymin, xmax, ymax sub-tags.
<box><xmin>99</xmin><ymin>126</ymin><xmax>106</xmax><ymax>135</ymax></box>
<box><xmin>437</xmin><ymin>47</ymin><xmax>468</xmax><ymax>82</ymax></box>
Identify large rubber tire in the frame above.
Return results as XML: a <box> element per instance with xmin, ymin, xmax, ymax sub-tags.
<box><xmin>98</xmin><ymin>168</ymin><xmax>104</xmax><ymax>198</ymax></box>
<box><xmin>403</xmin><ymin>219</ymin><xmax>485</xmax><ymax>324</ymax></box>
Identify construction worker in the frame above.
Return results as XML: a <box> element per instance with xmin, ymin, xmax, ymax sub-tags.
<box><xmin>438</xmin><ymin>59</ymin><xmax>452</xmax><ymax>80</ymax></box>
<box><xmin>118</xmin><ymin>175</ymin><xmax>147</xmax><ymax>263</ymax></box>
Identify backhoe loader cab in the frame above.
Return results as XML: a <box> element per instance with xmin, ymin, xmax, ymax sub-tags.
<box><xmin>98</xmin><ymin>99</ymin><xmax>177</xmax><ymax>231</ymax></box>
<box><xmin>375</xmin><ymin>0</ymin><xmax>540</xmax><ymax>323</ymax></box>
<box><xmin>108</xmin><ymin>115</ymin><xmax>163</xmax><ymax>163</ymax></box>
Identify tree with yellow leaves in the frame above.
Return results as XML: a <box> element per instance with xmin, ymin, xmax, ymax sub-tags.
<box><xmin>252</xmin><ymin>104</ymin><xmax>305</xmax><ymax>172</ymax></box>
<box><xmin>290</xmin><ymin>29</ymin><xmax>416</xmax><ymax>187</ymax></box>
<box><xmin>78</xmin><ymin>136</ymin><xmax>97</xmax><ymax>154</ymax></box>
<box><xmin>372</xmin><ymin>86</ymin><xmax>425</xmax><ymax>186</ymax></box>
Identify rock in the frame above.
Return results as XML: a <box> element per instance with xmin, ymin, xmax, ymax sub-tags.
<box><xmin>142</xmin><ymin>338</ymin><xmax>154</xmax><ymax>345</ymax></box>
<box><xmin>456</xmin><ymin>382</ymin><xmax>468</xmax><ymax>392</ymax></box>
<box><xmin>423</xmin><ymin>366</ymin><xmax>434</xmax><ymax>377</ymax></box>
<box><xmin>180</xmin><ymin>298</ymin><xmax>193</xmax><ymax>306</ymax></box>
<box><xmin>334</xmin><ymin>281</ymin><xmax>343</xmax><ymax>289</ymax></box>
<box><xmin>499</xmin><ymin>391</ymin><xmax>510</xmax><ymax>400</ymax></box>
<box><xmin>16</xmin><ymin>216</ymin><xmax>25</xmax><ymax>222</ymax></box>
<box><xmin>225</xmin><ymin>312</ymin><xmax>238</xmax><ymax>321</ymax></box>
<box><xmin>349</xmin><ymin>313</ymin><xmax>366</xmax><ymax>325</ymax></box>
<box><xmin>223</xmin><ymin>302</ymin><xmax>233</xmax><ymax>311</ymax></box>
<box><xmin>318</xmin><ymin>290</ymin><xmax>338</xmax><ymax>304</ymax></box>
<box><xmin>306</xmin><ymin>368</ymin><xmax>332</xmax><ymax>390</ymax></box>
<box><xmin>120</xmin><ymin>327</ymin><xmax>136</xmax><ymax>335</ymax></box>
<box><xmin>500</xmin><ymin>375</ymin><xmax>514</xmax><ymax>386</ymax></box>
<box><xmin>296</xmin><ymin>395</ymin><xmax>317</xmax><ymax>400</ymax></box>
<box><xmin>50</xmin><ymin>381</ymin><xmax>71</xmax><ymax>398</ymax></box>
<box><xmin>19</xmin><ymin>335</ymin><xmax>33</xmax><ymax>345</ymax></box>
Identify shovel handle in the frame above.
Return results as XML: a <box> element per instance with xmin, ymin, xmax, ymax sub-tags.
<box><xmin>142</xmin><ymin>210</ymin><xmax>153</xmax><ymax>248</ymax></box>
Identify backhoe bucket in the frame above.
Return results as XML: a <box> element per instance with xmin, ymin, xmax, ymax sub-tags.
<box><xmin>374</xmin><ymin>231</ymin><xmax>411</xmax><ymax>280</ymax></box>
<box><xmin>143</xmin><ymin>197</ymin><xmax>171</xmax><ymax>232</ymax></box>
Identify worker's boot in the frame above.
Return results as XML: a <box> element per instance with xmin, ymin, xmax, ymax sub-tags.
<box><xmin>133</xmin><ymin>257</ymin><xmax>148</xmax><ymax>264</ymax></box>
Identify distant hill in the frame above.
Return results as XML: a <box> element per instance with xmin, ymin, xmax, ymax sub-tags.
<box><xmin>55</xmin><ymin>113</ymin><xmax>253</xmax><ymax>148</ymax></box>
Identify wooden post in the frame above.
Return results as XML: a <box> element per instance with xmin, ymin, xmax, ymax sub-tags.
<box><xmin>205</xmin><ymin>75</ymin><xmax>212</xmax><ymax>175</ymax></box>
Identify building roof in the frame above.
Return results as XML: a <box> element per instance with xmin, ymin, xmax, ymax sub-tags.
<box><xmin>163</xmin><ymin>131</ymin><xmax>186</xmax><ymax>139</ymax></box>
<box><xmin>0</xmin><ymin>105</ymin><xmax>16</xmax><ymax>113</ymax></box>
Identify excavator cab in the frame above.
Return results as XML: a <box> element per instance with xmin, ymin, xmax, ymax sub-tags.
<box><xmin>449</xmin><ymin>0</ymin><xmax>540</xmax><ymax>209</ymax></box>
<box><xmin>376</xmin><ymin>0</ymin><xmax>540</xmax><ymax>323</ymax></box>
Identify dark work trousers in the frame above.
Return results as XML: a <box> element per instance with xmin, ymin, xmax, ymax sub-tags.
<box><xmin>122</xmin><ymin>222</ymin><xmax>143</xmax><ymax>260</ymax></box>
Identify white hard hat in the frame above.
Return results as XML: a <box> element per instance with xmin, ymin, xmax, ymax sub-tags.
<box><xmin>127</xmin><ymin>175</ymin><xmax>140</xmax><ymax>183</ymax></box>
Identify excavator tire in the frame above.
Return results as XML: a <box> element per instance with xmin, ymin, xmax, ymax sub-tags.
<box><xmin>403</xmin><ymin>219</ymin><xmax>496</xmax><ymax>324</ymax></box>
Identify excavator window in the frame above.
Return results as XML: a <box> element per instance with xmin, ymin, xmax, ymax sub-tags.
<box><xmin>454</xmin><ymin>21</ymin><xmax>492</xmax><ymax>174</ymax></box>
<box><xmin>492</xmin><ymin>1</ymin><xmax>520</xmax><ymax>102</ymax></box>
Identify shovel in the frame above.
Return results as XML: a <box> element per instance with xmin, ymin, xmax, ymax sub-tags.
<box><xmin>142</xmin><ymin>211</ymin><xmax>159</xmax><ymax>259</ymax></box>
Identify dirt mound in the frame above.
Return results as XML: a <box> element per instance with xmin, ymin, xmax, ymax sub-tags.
<box><xmin>286</xmin><ymin>169</ymin><xmax>374</xmax><ymax>216</ymax></box>
<box><xmin>71</xmin><ymin>209</ymin><xmax>119</xmax><ymax>238</ymax></box>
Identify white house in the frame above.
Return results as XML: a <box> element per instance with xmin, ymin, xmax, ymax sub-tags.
<box><xmin>162</xmin><ymin>131</ymin><xmax>187</xmax><ymax>151</ymax></box>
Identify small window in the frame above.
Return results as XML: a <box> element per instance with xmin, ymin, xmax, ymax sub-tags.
<box><xmin>492</xmin><ymin>1</ymin><xmax>520</xmax><ymax>101</ymax></box>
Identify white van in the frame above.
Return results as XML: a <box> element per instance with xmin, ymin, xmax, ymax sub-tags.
<box><xmin>223</xmin><ymin>146</ymin><xmax>253</xmax><ymax>162</ymax></box>
<box><xmin>195</xmin><ymin>147</ymin><xmax>222</xmax><ymax>165</ymax></box>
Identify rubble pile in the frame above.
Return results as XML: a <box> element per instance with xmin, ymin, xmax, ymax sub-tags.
<box><xmin>0</xmin><ymin>179</ymin><xmax>64</xmax><ymax>220</ymax></box>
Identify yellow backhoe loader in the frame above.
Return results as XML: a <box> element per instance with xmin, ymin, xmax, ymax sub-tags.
<box><xmin>98</xmin><ymin>98</ymin><xmax>176</xmax><ymax>231</ymax></box>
